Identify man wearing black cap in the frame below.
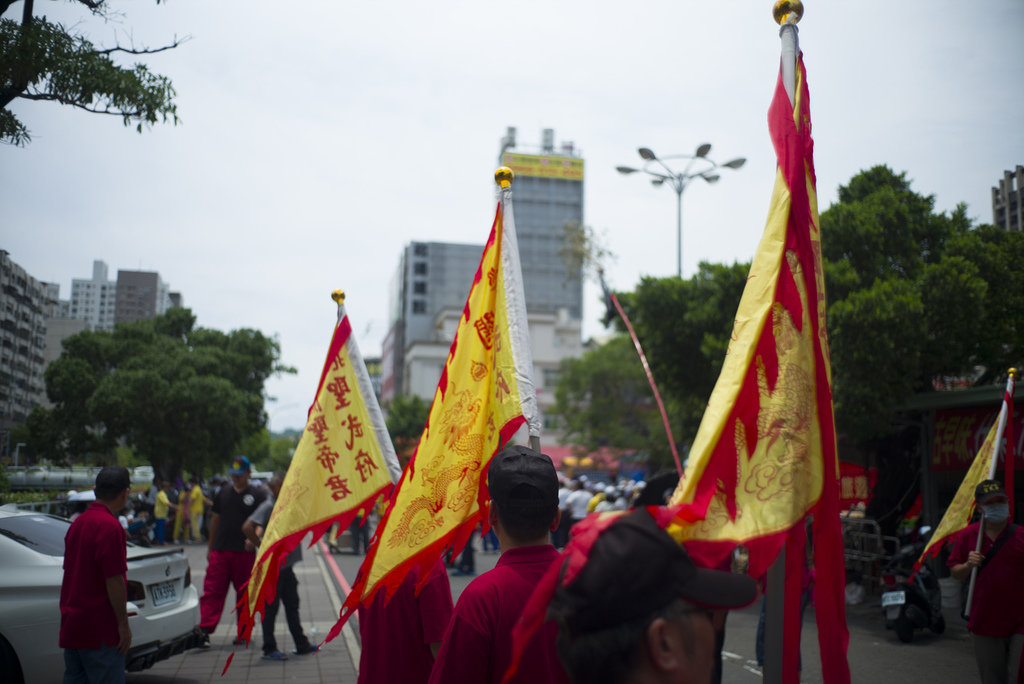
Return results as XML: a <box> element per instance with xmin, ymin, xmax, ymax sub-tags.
<box><xmin>60</xmin><ymin>465</ymin><xmax>133</xmax><ymax>683</ymax></box>
<box><xmin>544</xmin><ymin>508</ymin><xmax>757</xmax><ymax>684</ymax></box>
<box><xmin>948</xmin><ymin>479</ymin><xmax>1024</xmax><ymax>684</ymax></box>
<box><xmin>428</xmin><ymin>445</ymin><xmax>569</xmax><ymax>684</ymax></box>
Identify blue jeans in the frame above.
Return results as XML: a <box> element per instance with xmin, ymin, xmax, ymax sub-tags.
<box><xmin>457</xmin><ymin>531</ymin><xmax>475</xmax><ymax>573</ymax></box>
<box><xmin>64</xmin><ymin>644</ymin><xmax>125</xmax><ymax>684</ymax></box>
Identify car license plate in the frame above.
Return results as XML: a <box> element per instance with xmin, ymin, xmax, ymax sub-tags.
<box><xmin>151</xmin><ymin>580</ymin><xmax>177</xmax><ymax>606</ymax></box>
<box><xmin>881</xmin><ymin>590</ymin><xmax>905</xmax><ymax>607</ymax></box>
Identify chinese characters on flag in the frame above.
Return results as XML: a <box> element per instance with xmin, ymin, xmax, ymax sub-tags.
<box><xmin>234</xmin><ymin>304</ymin><xmax>400</xmax><ymax>664</ymax></box>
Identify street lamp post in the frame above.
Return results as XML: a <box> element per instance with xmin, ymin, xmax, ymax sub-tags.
<box><xmin>617</xmin><ymin>144</ymin><xmax>746</xmax><ymax>278</ymax></box>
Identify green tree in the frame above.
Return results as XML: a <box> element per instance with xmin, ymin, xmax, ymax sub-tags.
<box><xmin>552</xmin><ymin>335</ymin><xmax>670</xmax><ymax>460</ymax></box>
<box><xmin>385</xmin><ymin>394</ymin><xmax>430</xmax><ymax>458</ymax></box>
<box><xmin>550</xmin><ymin>262</ymin><xmax>748</xmax><ymax>469</ymax></box>
<box><xmin>1</xmin><ymin>0</ymin><xmax>184</xmax><ymax>146</ymax></box>
<box><xmin>37</xmin><ymin>307</ymin><xmax>294</xmax><ymax>479</ymax></box>
<box><xmin>614</xmin><ymin>261</ymin><xmax>751</xmax><ymax>445</ymax></box>
<box><xmin>236</xmin><ymin>428</ymin><xmax>271</xmax><ymax>472</ymax></box>
<box><xmin>821</xmin><ymin>165</ymin><xmax>1024</xmax><ymax>441</ymax></box>
<box><xmin>268</xmin><ymin>433</ymin><xmax>297</xmax><ymax>472</ymax></box>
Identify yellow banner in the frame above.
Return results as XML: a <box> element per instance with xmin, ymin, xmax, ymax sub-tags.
<box><xmin>917</xmin><ymin>420</ymin><xmax>998</xmax><ymax>567</ymax></box>
<box><xmin>240</xmin><ymin>313</ymin><xmax>396</xmax><ymax>646</ymax></box>
<box><xmin>501</xmin><ymin>152</ymin><xmax>584</xmax><ymax>180</ymax></box>
<box><xmin>337</xmin><ymin>195</ymin><xmax>534</xmax><ymax>630</ymax></box>
<box><xmin>669</xmin><ymin>166</ymin><xmax>825</xmax><ymax>545</ymax></box>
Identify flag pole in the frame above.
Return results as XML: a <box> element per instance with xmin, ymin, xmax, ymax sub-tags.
<box><xmin>964</xmin><ymin>368</ymin><xmax>1016</xmax><ymax>617</ymax></box>
<box><xmin>764</xmin><ymin>3</ymin><xmax>803</xmax><ymax>682</ymax></box>
<box><xmin>496</xmin><ymin>166</ymin><xmax>541</xmax><ymax>455</ymax></box>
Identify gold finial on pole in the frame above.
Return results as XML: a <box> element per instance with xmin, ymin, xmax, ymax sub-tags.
<box><xmin>1010</xmin><ymin>368</ymin><xmax>1018</xmax><ymax>378</ymax></box>
<box><xmin>773</xmin><ymin>0</ymin><xmax>803</xmax><ymax>25</ymax></box>
<box><xmin>495</xmin><ymin>166</ymin><xmax>514</xmax><ymax>188</ymax></box>
<box><xmin>331</xmin><ymin>290</ymin><xmax>346</xmax><ymax>305</ymax></box>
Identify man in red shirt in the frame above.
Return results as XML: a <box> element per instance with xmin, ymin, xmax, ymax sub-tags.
<box><xmin>60</xmin><ymin>465</ymin><xmax>133</xmax><ymax>684</ymax></box>
<box><xmin>199</xmin><ymin>455</ymin><xmax>267</xmax><ymax>645</ymax></box>
<box><xmin>357</xmin><ymin>558</ymin><xmax>453</xmax><ymax>683</ymax></box>
<box><xmin>949</xmin><ymin>479</ymin><xmax>1024</xmax><ymax>684</ymax></box>
<box><xmin>429</xmin><ymin>445</ymin><xmax>568</xmax><ymax>684</ymax></box>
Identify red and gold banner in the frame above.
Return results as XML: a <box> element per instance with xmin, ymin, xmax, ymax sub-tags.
<box><xmin>234</xmin><ymin>303</ymin><xmax>400</xmax><ymax>664</ymax></box>
<box><xmin>667</xmin><ymin>54</ymin><xmax>849</xmax><ymax>683</ymax></box>
<box><xmin>932</xmin><ymin>407</ymin><xmax>1024</xmax><ymax>472</ymax></box>
<box><xmin>332</xmin><ymin>182</ymin><xmax>538</xmax><ymax>640</ymax></box>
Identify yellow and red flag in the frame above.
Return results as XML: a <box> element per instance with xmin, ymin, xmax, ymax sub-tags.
<box><xmin>667</xmin><ymin>54</ymin><xmax>850</xmax><ymax>683</ymax></box>
<box><xmin>915</xmin><ymin>374</ymin><xmax>1016</xmax><ymax>572</ymax></box>
<box><xmin>331</xmin><ymin>175</ymin><xmax>539</xmax><ymax>640</ymax></box>
<box><xmin>236</xmin><ymin>296</ymin><xmax>401</xmax><ymax>650</ymax></box>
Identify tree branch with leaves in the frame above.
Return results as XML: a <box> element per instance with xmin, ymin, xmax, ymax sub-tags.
<box><xmin>1</xmin><ymin>0</ymin><xmax>186</xmax><ymax>146</ymax></box>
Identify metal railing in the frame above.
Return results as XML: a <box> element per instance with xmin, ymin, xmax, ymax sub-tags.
<box><xmin>841</xmin><ymin>516</ymin><xmax>901</xmax><ymax>590</ymax></box>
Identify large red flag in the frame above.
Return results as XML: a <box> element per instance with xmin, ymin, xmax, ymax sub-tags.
<box><xmin>667</xmin><ymin>53</ymin><xmax>850</xmax><ymax>684</ymax></box>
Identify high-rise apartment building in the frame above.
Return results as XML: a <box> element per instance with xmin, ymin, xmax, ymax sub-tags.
<box><xmin>68</xmin><ymin>261</ymin><xmax>182</xmax><ymax>331</ymax></box>
<box><xmin>114</xmin><ymin>270</ymin><xmax>175</xmax><ymax>325</ymax></box>
<box><xmin>70</xmin><ymin>260</ymin><xmax>117</xmax><ymax>331</ymax></box>
<box><xmin>380</xmin><ymin>129</ymin><xmax>585</xmax><ymax>443</ymax></box>
<box><xmin>0</xmin><ymin>251</ymin><xmax>57</xmax><ymax>427</ymax></box>
<box><xmin>993</xmin><ymin>165</ymin><xmax>1023</xmax><ymax>232</ymax></box>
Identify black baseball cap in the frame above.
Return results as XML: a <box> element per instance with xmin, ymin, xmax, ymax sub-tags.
<box><xmin>549</xmin><ymin>508</ymin><xmax>757</xmax><ymax>636</ymax></box>
<box><xmin>975</xmin><ymin>479</ymin><xmax>1007</xmax><ymax>505</ymax></box>
<box><xmin>95</xmin><ymin>465</ymin><xmax>131</xmax><ymax>497</ymax></box>
<box><xmin>488</xmin><ymin>445</ymin><xmax>558</xmax><ymax>509</ymax></box>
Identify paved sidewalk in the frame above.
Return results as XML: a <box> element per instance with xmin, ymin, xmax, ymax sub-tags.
<box><xmin>126</xmin><ymin>536</ymin><xmax>357</xmax><ymax>684</ymax></box>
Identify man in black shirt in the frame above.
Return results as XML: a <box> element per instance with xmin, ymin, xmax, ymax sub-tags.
<box><xmin>198</xmin><ymin>456</ymin><xmax>267</xmax><ymax>645</ymax></box>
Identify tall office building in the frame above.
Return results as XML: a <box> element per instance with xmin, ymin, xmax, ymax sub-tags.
<box><xmin>0</xmin><ymin>251</ymin><xmax>57</xmax><ymax>427</ymax></box>
<box><xmin>70</xmin><ymin>260</ymin><xmax>117</xmax><ymax>331</ymax></box>
<box><xmin>500</xmin><ymin>126</ymin><xmax>585</xmax><ymax>318</ymax></box>
<box><xmin>380</xmin><ymin>129</ymin><xmax>585</xmax><ymax>442</ymax></box>
<box><xmin>992</xmin><ymin>165</ymin><xmax>1023</xmax><ymax>231</ymax></box>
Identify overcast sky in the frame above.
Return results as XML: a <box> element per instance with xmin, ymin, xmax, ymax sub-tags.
<box><xmin>2</xmin><ymin>1</ymin><xmax>1022</xmax><ymax>433</ymax></box>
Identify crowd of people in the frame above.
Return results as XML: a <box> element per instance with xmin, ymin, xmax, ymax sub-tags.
<box><xmin>56</xmin><ymin>452</ymin><xmax>1023</xmax><ymax>684</ymax></box>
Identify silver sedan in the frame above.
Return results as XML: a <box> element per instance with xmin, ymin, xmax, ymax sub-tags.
<box><xmin>0</xmin><ymin>504</ymin><xmax>202</xmax><ymax>683</ymax></box>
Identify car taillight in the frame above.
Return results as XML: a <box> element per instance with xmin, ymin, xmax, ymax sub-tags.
<box><xmin>882</xmin><ymin>573</ymin><xmax>897</xmax><ymax>588</ymax></box>
<box><xmin>184</xmin><ymin>566</ymin><xmax>191</xmax><ymax>589</ymax></box>
<box><xmin>126</xmin><ymin>580</ymin><xmax>146</xmax><ymax>602</ymax></box>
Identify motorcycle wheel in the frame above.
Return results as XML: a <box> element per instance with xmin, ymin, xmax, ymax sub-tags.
<box><xmin>896</xmin><ymin>613</ymin><xmax>915</xmax><ymax>643</ymax></box>
<box><xmin>930</xmin><ymin>613</ymin><xmax>946</xmax><ymax>634</ymax></box>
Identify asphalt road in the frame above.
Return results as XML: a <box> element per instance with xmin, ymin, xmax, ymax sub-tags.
<box><xmin>325</xmin><ymin>541</ymin><xmax>978</xmax><ymax>683</ymax></box>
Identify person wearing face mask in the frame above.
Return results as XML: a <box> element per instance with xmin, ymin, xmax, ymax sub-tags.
<box><xmin>949</xmin><ymin>479</ymin><xmax>1024</xmax><ymax>684</ymax></box>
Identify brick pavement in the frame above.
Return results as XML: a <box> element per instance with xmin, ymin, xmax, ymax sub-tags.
<box><xmin>126</xmin><ymin>536</ymin><xmax>358</xmax><ymax>684</ymax></box>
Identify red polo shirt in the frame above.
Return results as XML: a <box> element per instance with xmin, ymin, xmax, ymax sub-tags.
<box><xmin>59</xmin><ymin>502</ymin><xmax>128</xmax><ymax>649</ymax></box>
<box><xmin>428</xmin><ymin>545</ymin><xmax>570</xmax><ymax>684</ymax></box>
<box><xmin>948</xmin><ymin>521</ymin><xmax>1024</xmax><ymax>638</ymax></box>
<box><xmin>357</xmin><ymin>559</ymin><xmax>453</xmax><ymax>684</ymax></box>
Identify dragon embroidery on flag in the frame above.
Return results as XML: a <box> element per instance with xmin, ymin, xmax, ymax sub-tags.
<box><xmin>387</xmin><ymin>386</ymin><xmax>486</xmax><ymax>548</ymax></box>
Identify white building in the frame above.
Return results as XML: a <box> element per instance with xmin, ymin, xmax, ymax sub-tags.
<box><xmin>70</xmin><ymin>260</ymin><xmax>117</xmax><ymax>332</ymax></box>
<box><xmin>403</xmin><ymin>306</ymin><xmax>581</xmax><ymax>445</ymax></box>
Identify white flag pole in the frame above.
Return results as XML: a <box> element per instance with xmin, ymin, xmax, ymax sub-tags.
<box><xmin>763</xmin><ymin>3</ymin><xmax>803</xmax><ymax>682</ymax></box>
<box><xmin>964</xmin><ymin>370</ymin><xmax>1016</xmax><ymax>617</ymax></box>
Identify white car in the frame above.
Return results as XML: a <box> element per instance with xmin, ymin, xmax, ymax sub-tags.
<box><xmin>0</xmin><ymin>505</ymin><xmax>202</xmax><ymax>683</ymax></box>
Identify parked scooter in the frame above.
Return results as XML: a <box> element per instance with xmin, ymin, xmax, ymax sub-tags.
<box><xmin>127</xmin><ymin>515</ymin><xmax>156</xmax><ymax>547</ymax></box>
<box><xmin>880</xmin><ymin>526</ymin><xmax>945</xmax><ymax>643</ymax></box>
